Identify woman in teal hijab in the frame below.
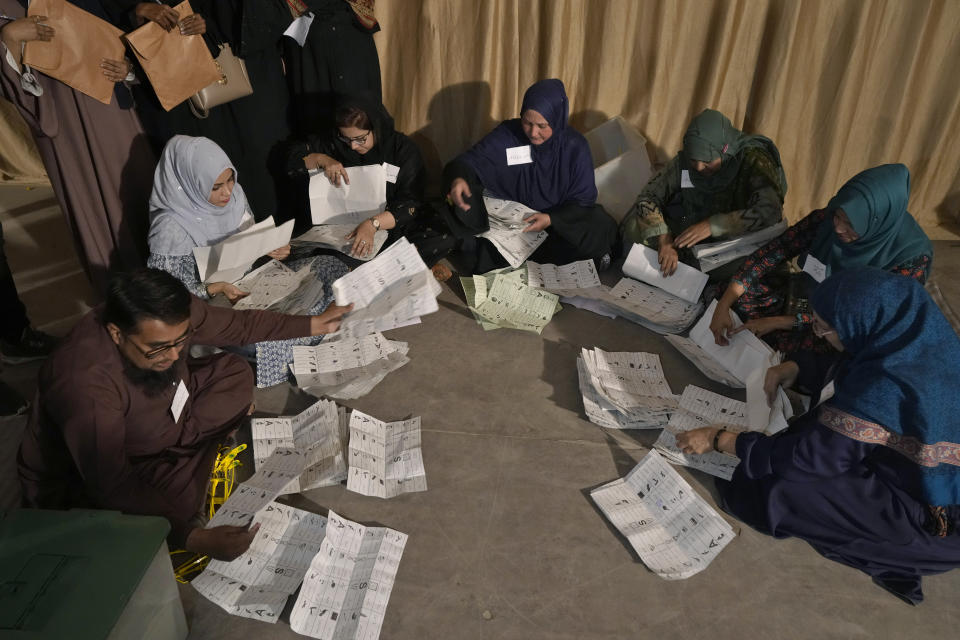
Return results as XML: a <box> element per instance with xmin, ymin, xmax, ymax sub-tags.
<box><xmin>620</xmin><ymin>109</ymin><xmax>788</xmax><ymax>277</ymax></box>
<box><xmin>709</xmin><ymin>163</ymin><xmax>933</xmax><ymax>355</ymax></box>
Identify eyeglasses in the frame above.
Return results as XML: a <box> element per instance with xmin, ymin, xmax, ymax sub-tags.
<box><xmin>811</xmin><ymin>317</ymin><xmax>836</xmax><ymax>338</ymax></box>
<box><xmin>337</xmin><ymin>130</ymin><xmax>371</xmax><ymax>146</ymax></box>
<box><xmin>125</xmin><ymin>328</ymin><xmax>192</xmax><ymax>359</ymax></box>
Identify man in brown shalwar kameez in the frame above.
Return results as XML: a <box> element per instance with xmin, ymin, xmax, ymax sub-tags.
<box><xmin>18</xmin><ymin>268</ymin><xmax>351</xmax><ymax>560</ymax></box>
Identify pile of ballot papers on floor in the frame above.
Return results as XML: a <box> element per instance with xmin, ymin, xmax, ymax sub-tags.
<box><xmin>461</xmin><ymin>267</ymin><xmax>562</xmax><ymax>333</ymax></box>
<box><xmin>291</xmin><ymin>332</ymin><xmax>410</xmax><ymax>400</ymax></box>
<box><xmin>577</xmin><ymin>347</ymin><xmax>678</xmax><ymax>429</ymax></box>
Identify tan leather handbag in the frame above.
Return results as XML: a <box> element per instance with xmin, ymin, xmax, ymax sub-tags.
<box><xmin>23</xmin><ymin>0</ymin><xmax>126</xmax><ymax>104</ymax></box>
<box><xmin>123</xmin><ymin>0</ymin><xmax>219</xmax><ymax>111</ymax></box>
<box><xmin>188</xmin><ymin>43</ymin><xmax>253</xmax><ymax>118</ymax></box>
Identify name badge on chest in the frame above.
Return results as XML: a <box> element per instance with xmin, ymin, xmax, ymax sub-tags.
<box><xmin>803</xmin><ymin>255</ymin><xmax>828</xmax><ymax>283</ymax></box>
<box><xmin>506</xmin><ymin>145</ymin><xmax>533</xmax><ymax>166</ymax></box>
<box><xmin>171</xmin><ymin>379</ymin><xmax>189</xmax><ymax>423</ymax></box>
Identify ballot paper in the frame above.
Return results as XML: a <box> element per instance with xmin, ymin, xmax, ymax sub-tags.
<box><xmin>653</xmin><ymin>385</ymin><xmax>747</xmax><ymax>480</ymax></box>
<box><xmin>309</xmin><ymin>164</ymin><xmax>387</xmax><ymax>225</ymax></box>
<box><xmin>292</xmin><ymin>224</ymin><xmax>389</xmax><ymax>261</ymax></box>
<box><xmin>692</xmin><ymin>220</ymin><xmax>788</xmax><ymax>272</ymax></box>
<box><xmin>591</xmin><ymin>450</ymin><xmax>735</xmax><ymax>580</ymax></box>
<box><xmin>292</xmin><ymin>334</ymin><xmax>410</xmax><ymax>400</ymax></box>
<box><xmin>207</xmin><ymin>448</ymin><xmax>309</xmax><ymax>529</ymax></box>
<box><xmin>578</xmin><ymin>348</ymin><xmax>677</xmax><ymax>429</ymax></box>
<box><xmin>252</xmin><ymin>399</ymin><xmax>347</xmax><ymax>494</ymax></box>
<box><xmin>192</xmin><ymin>502</ymin><xmax>328</xmax><ymax>622</ymax></box>
<box><xmin>194</xmin><ymin>216</ymin><xmax>295</xmax><ymax>284</ymax></box>
<box><xmin>578</xmin><ymin>279</ymin><xmax>702</xmax><ymax>334</ymax></box>
<box><xmin>461</xmin><ymin>269</ymin><xmax>561</xmax><ymax>333</ymax></box>
<box><xmin>666</xmin><ymin>299</ymin><xmax>777</xmax><ymax>388</ymax></box>
<box><xmin>346</xmin><ymin>410</ymin><xmax>427</xmax><ymax>498</ymax></box>
<box><xmin>233</xmin><ymin>258</ymin><xmax>326</xmax><ymax>314</ymax></box>
<box><xmin>525</xmin><ymin>259</ymin><xmax>602</xmax><ymax>297</ymax></box>
<box><xmin>331</xmin><ymin>238</ymin><xmax>440</xmax><ymax>338</ymax></box>
<box><xmin>745</xmin><ymin>366</ymin><xmax>793</xmax><ymax>434</ymax></box>
<box><xmin>290</xmin><ymin>510</ymin><xmax>407</xmax><ymax>640</ymax></box>
<box><xmin>479</xmin><ymin>195</ymin><xmax>548</xmax><ymax>268</ymax></box>
<box><xmin>622</xmin><ymin>243</ymin><xmax>708</xmax><ymax>304</ymax></box>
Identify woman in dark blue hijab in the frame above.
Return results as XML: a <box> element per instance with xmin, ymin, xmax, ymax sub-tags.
<box><xmin>677</xmin><ymin>268</ymin><xmax>960</xmax><ymax>605</ymax></box>
<box><xmin>442</xmin><ymin>79</ymin><xmax>617</xmax><ymax>273</ymax></box>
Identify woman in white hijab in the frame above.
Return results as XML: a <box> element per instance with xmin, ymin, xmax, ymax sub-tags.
<box><xmin>147</xmin><ymin>135</ymin><xmax>290</xmax><ymax>300</ymax></box>
<box><xmin>146</xmin><ymin>135</ymin><xmax>349</xmax><ymax>388</ymax></box>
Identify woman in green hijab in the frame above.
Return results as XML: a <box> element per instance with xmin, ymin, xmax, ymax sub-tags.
<box><xmin>708</xmin><ymin>163</ymin><xmax>933</xmax><ymax>354</ymax></box>
<box><xmin>620</xmin><ymin>109</ymin><xmax>787</xmax><ymax>276</ymax></box>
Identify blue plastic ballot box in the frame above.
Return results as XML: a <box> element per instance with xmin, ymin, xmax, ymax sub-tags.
<box><xmin>0</xmin><ymin>509</ymin><xmax>188</xmax><ymax>639</ymax></box>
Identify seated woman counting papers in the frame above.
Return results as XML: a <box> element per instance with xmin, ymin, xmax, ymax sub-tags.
<box><xmin>677</xmin><ymin>268</ymin><xmax>960</xmax><ymax>606</ymax></box>
<box><xmin>620</xmin><ymin>109</ymin><xmax>787</xmax><ymax>279</ymax></box>
<box><xmin>708</xmin><ymin>163</ymin><xmax>933</xmax><ymax>354</ymax></box>
<box><xmin>147</xmin><ymin>135</ymin><xmax>349</xmax><ymax>386</ymax></box>
<box><xmin>443</xmin><ymin>78</ymin><xmax>618</xmax><ymax>274</ymax></box>
<box><xmin>285</xmin><ymin>94</ymin><xmax>457</xmax><ymax>280</ymax></box>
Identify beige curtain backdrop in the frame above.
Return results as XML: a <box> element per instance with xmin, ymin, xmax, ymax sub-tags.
<box><xmin>1</xmin><ymin>0</ymin><xmax>957</xmax><ymax>237</ymax></box>
<box><xmin>375</xmin><ymin>0</ymin><xmax>960</xmax><ymax>239</ymax></box>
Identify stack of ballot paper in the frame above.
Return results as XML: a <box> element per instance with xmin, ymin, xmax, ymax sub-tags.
<box><xmin>665</xmin><ymin>299</ymin><xmax>778</xmax><ymax>388</ymax></box>
<box><xmin>578</xmin><ymin>348</ymin><xmax>678</xmax><ymax>429</ymax></box>
<box><xmin>622</xmin><ymin>243</ymin><xmax>709</xmax><ymax>304</ymax></box>
<box><xmin>290</xmin><ymin>510</ymin><xmax>407</xmax><ymax>640</ymax></box>
<box><xmin>194</xmin><ymin>216</ymin><xmax>295</xmax><ymax>284</ymax></box>
<box><xmin>579</xmin><ymin>278</ymin><xmax>704</xmax><ymax>334</ymax></box>
<box><xmin>461</xmin><ymin>267</ymin><xmax>561</xmax><ymax>333</ymax></box>
<box><xmin>194</xmin><ymin>505</ymin><xmax>407</xmax><ymax>639</ymax></box>
<box><xmin>292</xmin><ymin>223</ymin><xmax>389</xmax><ymax>261</ymax></box>
<box><xmin>346</xmin><ymin>410</ymin><xmax>427</xmax><ymax>498</ymax></box>
<box><xmin>291</xmin><ymin>332</ymin><xmax>410</xmax><ymax>400</ymax></box>
<box><xmin>479</xmin><ymin>195</ymin><xmax>548</xmax><ymax>268</ymax></box>
<box><xmin>232</xmin><ymin>258</ymin><xmax>326</xmax><ymax>314</ymax></box>
<box><xmin>653</xmin><ymin>385</ymin><xmax>748</xmax><ymax>480</ymax></box>
<box><xmin>309</xmin><ymin>164</ymin><xmax>387</xmax><ymax>226</ymax></box>
<box><xmin>591</xmin><ymin>450</ymin><xmax>735</xmax><ymax>580</ymax></box>
<box><xmin>251</xmin><ymin>399</ymin><xmax>348</xmax><ymax>494</ymax></box>
<box><xmin>691</xmin><ymin>220</ymin><xmax>788</xmax><ymax>272</ymax></box>
<box><xmin>331</xmin><ymin>237</ymin><xmax>441</xmax><ymax>338</ymax></box>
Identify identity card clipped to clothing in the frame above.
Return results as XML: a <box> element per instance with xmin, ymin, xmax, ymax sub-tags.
<box><xmin>622</xmin><ymin>243</ymin><xmax>708</xmax><ymax>304</ymax></box>
<box><xmin>309</xmin><ymin>164</ymin><xmax>387</xmax><ymax>225</ymax></box>
<box><xmin>193</xmin><ymin>216</ymin><xmax>294</xmax><ymax>284</ymax></box>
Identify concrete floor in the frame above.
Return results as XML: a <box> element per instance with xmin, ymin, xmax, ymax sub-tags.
<box><xmin>2</xmin><ymin>184</ymin><xmax>960</xmax><ymax>639</ymax></box>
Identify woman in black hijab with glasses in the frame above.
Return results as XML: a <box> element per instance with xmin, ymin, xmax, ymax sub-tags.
<box><xmin>285</xmin><ymin>94</ymin><xmax>456</xmax><ymax>278</ymax></box>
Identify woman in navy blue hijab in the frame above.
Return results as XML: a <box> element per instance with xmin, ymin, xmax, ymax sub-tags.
<box><xmin>677</xmin><ymin>268</ymin><xmax>960</xmax><ymax>605</ymax></box>
<box><xmin>443</xmin><ymin>79</ymin><xmax>617</xmax><ymax>273</ymax></box>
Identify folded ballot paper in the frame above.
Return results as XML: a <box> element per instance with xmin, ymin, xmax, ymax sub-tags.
<box><xmin>292</xmin><ymin>223</ymin><xmax>389</xmax><ymax>261</ymax></box>
<box><xmin>232</xmin><ymin>258</ymin><xmax>326</xmax><ymax>314</ymax></box>
<box><xmin>331</xmin><ymin>238</ymin><xmax>441</xmax><ymax>339</ymax></box>
<box><xmin>346</xmin><ymin>410</ymin><xmax>427</xmax><ymax>499</ymax></box>
<box><xmin>622</xmin><ymin>243</ymin><xmax>709</xmax><ymax>304</ymax></box>
<box><xmin>251</xmin><ymin>398</ymin><xmax>348</xmax><ymax>495</ymax></box>
<box><xmin>479</xmin><ymin>195</ymin><xmax>548</xmax><ymax>268</ymax></box>
<box><xmin>691</xmin><ymin>220</ymin><xmax>788</xmax><ymax>272</ymax></box>
<box><xmin>460</xmin><ymin>267</ymin><xmax>561</xmax><ymax>333</ymax></box>
<box><xmin>309</xmin><ymin>164</ymin><xmax>387</xmax><ymax>226</ymax></box>
<box><xmin>525</xmin><ymin>259</ymin><xmax>603</xmax><ymax>297</ymax></box>
<box><xmin>194</xmin><ymin>504</ymin><xmax>407</xmax><ymax>640</ymax></box>
<box><xmin>665</xmin><ymin>299</ymin><xmax>778</xmax><ymax>388</ymax></box>
<box><xmin>591</xmin><ymin>450</ymin><xmax>735</xmax><ymax>580</ymax></box>
<box><xmin>292</xmin><ymin>332</ymin><xmax>410</xmax><ymax>400</ymax></box>
<box><xmin>194</xmin><ymin>216</ymin><xmax>295</xmax><ymax>284</ymax></box>
<box><xmin>577</xmin><ymin>348</ymin><xmax>678</xmax><ymax>429</ymax></box>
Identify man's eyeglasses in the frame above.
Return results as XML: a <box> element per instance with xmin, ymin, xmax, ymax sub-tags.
<box><xmin>126</xmin><ymin>328</ymin><xmax>192</xmax><ymax>359</ymax></box>
<box><xmin>337</xmin><ymin>130</ymin><xmax>371</xmax><ymax>146</ymax></box>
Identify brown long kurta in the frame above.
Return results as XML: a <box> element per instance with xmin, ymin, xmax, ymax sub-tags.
<box><xmin>18</xmin><ymin>297</ymin><xmax>312</xmax><ymax>545</ymax></box>
<box><xmin>0</xmin><ymin>0</ymin><xmax>155</xmax><ymax>298</ymax></box>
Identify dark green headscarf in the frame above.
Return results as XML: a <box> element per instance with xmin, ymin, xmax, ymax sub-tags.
<box><xmin>807</xmin><ymin>164</ymin><xmax>932</xmax><ymax>277</ymax></box>
<box><xmin>680</xmin><ymin>109</ymin><xmax>787</xmax><ymax>198</ymax></box>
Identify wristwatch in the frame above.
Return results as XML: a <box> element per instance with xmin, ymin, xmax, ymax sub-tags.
<box><xmin>369</xmin><ymin>217</ymin><xmax>381</xmax><ymax>231</ymax></box>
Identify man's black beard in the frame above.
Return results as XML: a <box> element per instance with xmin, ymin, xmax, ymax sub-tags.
<box><xmin>121</xmin><ymin>354</ymin><xmax>179</xmax><ymax>396</ymax></box>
